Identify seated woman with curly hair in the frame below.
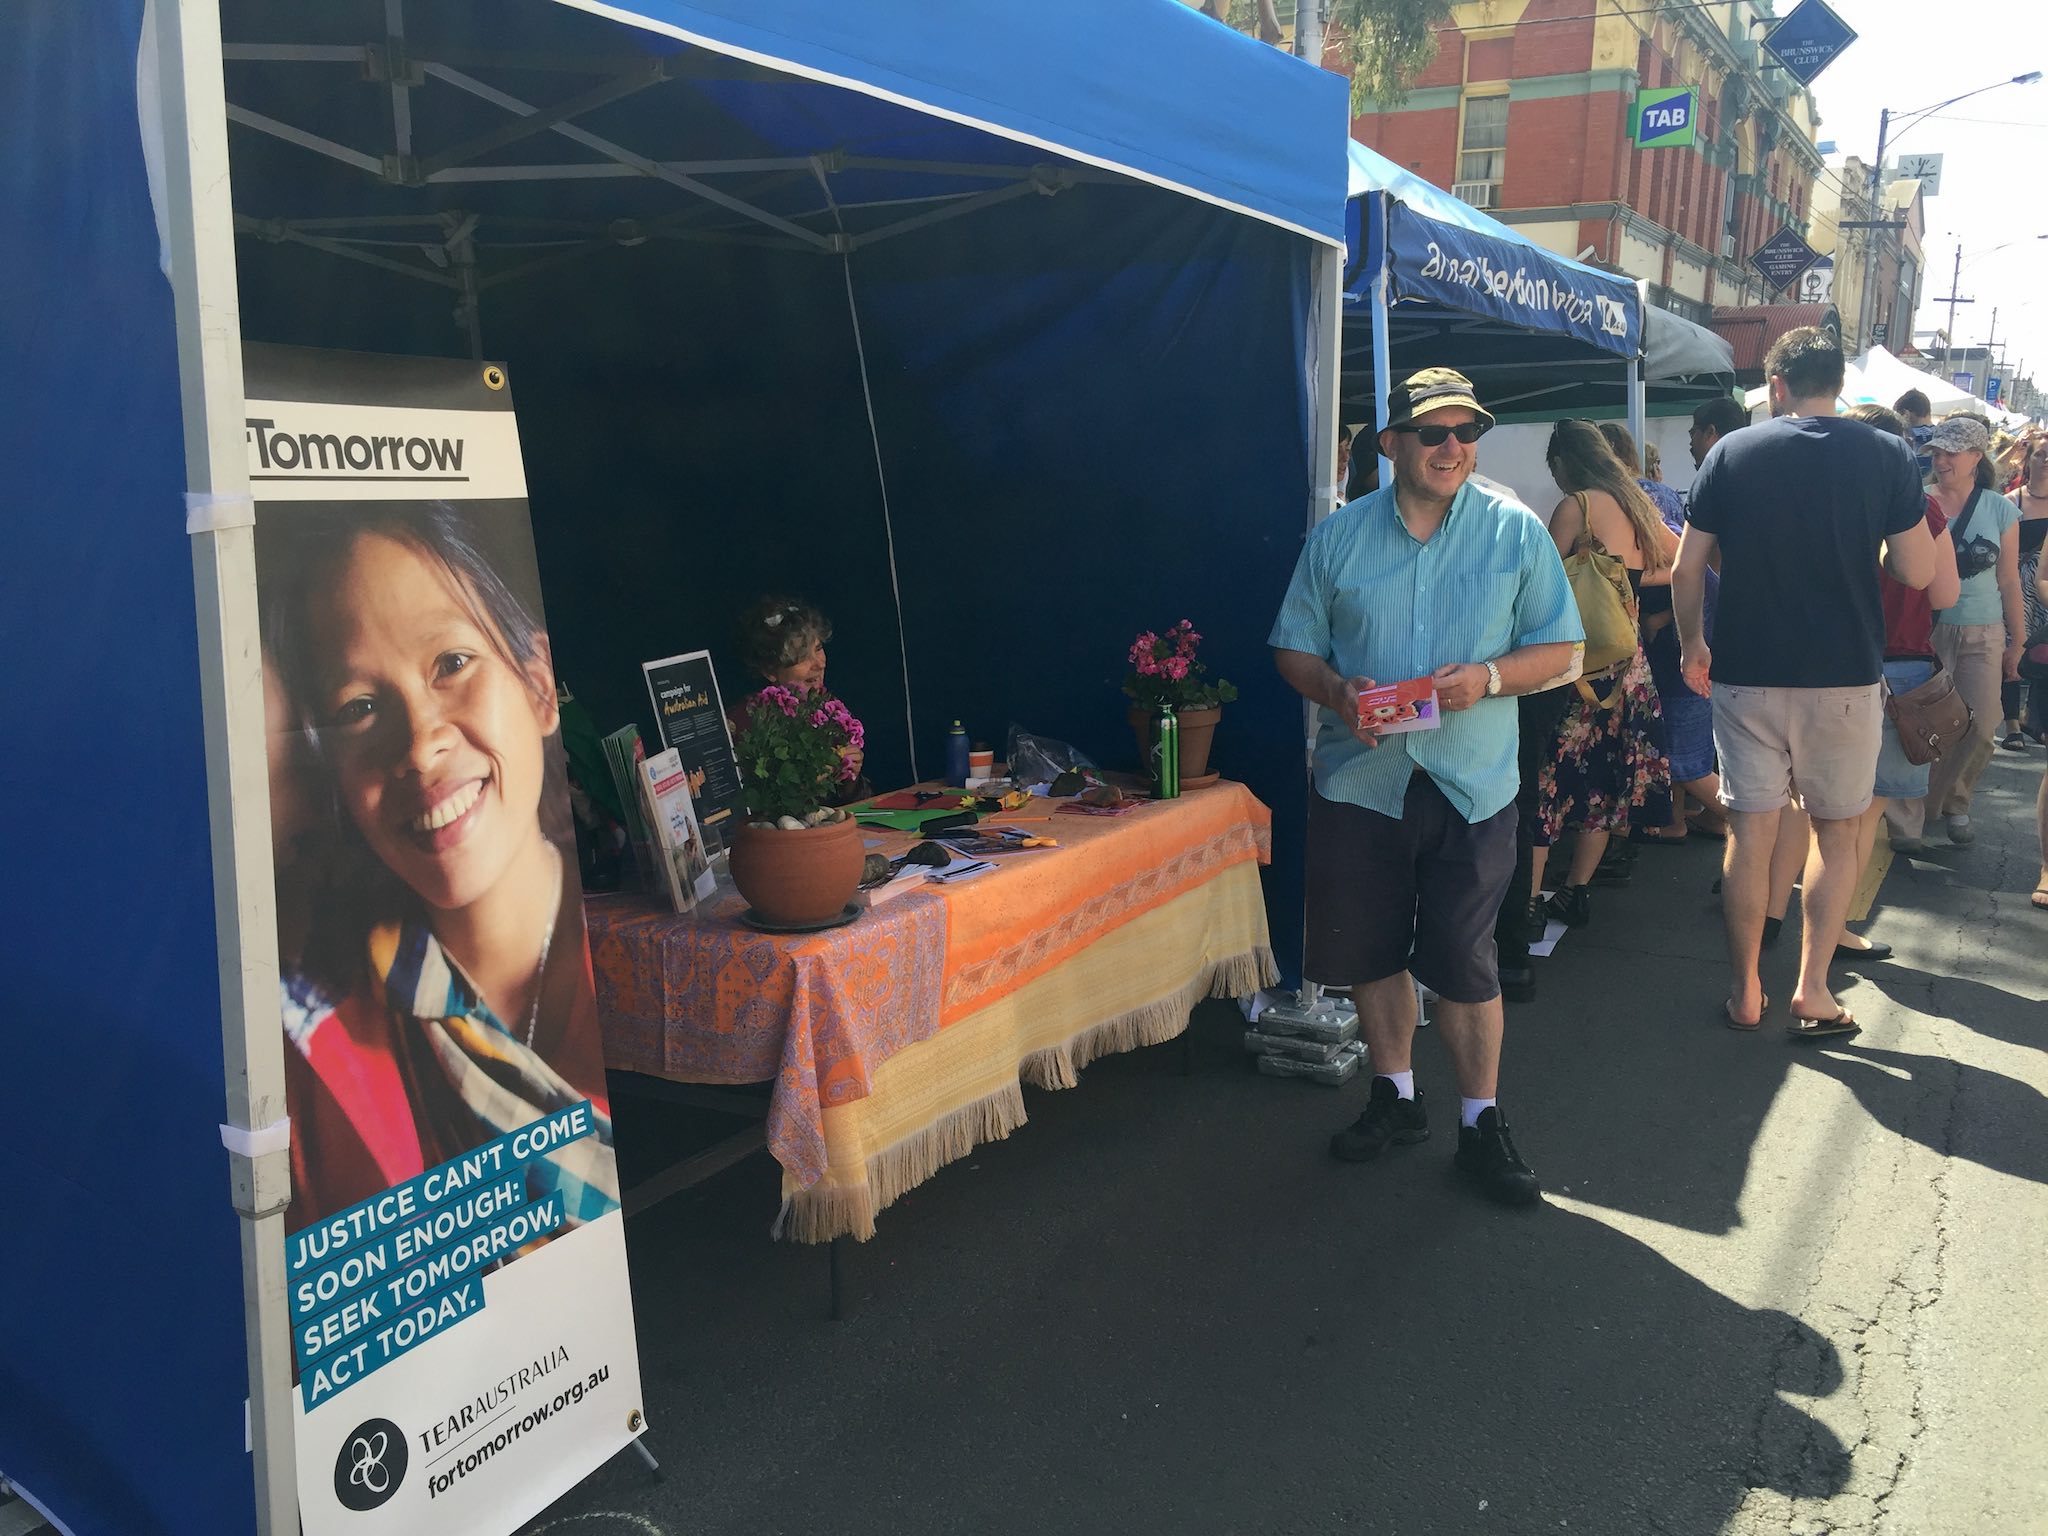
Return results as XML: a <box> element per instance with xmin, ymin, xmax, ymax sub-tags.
<box><xmin>730</xmin><ymin>594</ymin><xmax>870</xmax><ymax>803</ymax></box>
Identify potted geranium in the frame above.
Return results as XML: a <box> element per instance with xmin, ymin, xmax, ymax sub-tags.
<box><xmin>1123</xmin><ymin>619</ymin><xmax>1237</xmax><ymax>783</ymax></box>
<box><xmin>728</xmin><ymin>685</ymin><xmax>867</xmax><ymax>926</ymax></box>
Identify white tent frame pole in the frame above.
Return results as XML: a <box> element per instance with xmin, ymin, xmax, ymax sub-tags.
<box><xmin>1307</xmin><ymin>241</ymin><xmax>1344</xmax><ymax>527</ymax></box>
<box><xmin>1627</xmin><ymin>280</ymin><xmax>1649</xmax><ymax>449</ymax></box>
<box><xmin>423</xmin><ymin>62</ymin><xmax>835</xmax><ymax>249</ymax></box>
<box><xmin>225</xmin><ymin>103</ymin><xmax>384</xmax><ymax>174</ymax></box>
<box><xmin>1371</xmin><ymin>197</ymin><xmax>1394</xmax><ymax>490</ymax></box>
<box><xmin>385</xmin><ymin>0</ymin><xmax>414</xmax><ymax>155</ymax></box>
<box><xmin>155</xmin><ymin>2</ymin><xmax>298</xmax><ymax>1531</ymax></box>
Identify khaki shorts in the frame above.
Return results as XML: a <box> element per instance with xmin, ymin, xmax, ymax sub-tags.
<box><xmin>1712</xmin><ymin>682</ymin><xmax>1882</xmax><ymax>820</ymax></box>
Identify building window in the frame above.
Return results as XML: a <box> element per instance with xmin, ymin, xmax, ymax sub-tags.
<box><xmin>1453</xmin><ymin>95</ymin><xmax>1507</xmax><ymax>209</ymax></box>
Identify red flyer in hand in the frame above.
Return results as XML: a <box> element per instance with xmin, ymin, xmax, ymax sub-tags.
<box><xmin>1355</xmin><ymin>677</ymin><xmax>1441</xmax><ymax>735</ymax></box>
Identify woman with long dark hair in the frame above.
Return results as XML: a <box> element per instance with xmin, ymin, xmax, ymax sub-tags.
<box><xmin>1529</xmin><ymin>420</ymin><xmax>1675</xmax><ymax>926</ymax></box>
<box><xmin>260</xmin><ymin>500</ymin><xmax>615</xmax><ymax>1233</ymax></box>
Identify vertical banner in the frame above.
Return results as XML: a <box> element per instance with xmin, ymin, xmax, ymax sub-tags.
<box><xmin>244</xmin><ymin>344</ymin><xmax>645</xmax><ymax>1535</ymax></box>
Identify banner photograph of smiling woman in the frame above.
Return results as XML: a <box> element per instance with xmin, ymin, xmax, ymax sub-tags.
<box><xmin>245</xmin><ymin>342</ymin><xmax>645</xmax><ymax>1536</ymax></box>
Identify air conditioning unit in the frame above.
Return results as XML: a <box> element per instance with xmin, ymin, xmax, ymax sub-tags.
<box><xmin>1451</xmin><ymin>181</ymin><xmax>1499</xmax><ymax>209</ymax></box>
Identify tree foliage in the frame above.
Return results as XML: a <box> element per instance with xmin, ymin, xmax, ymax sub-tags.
<box><xmin>1195</xmin><ymin>0</ymin><xmax>1456</xmax><ymax>111</ymax></box>
<box><xmin>1328</xmin><ymin>0</ymin><xmax>1456</xmax><ymax>109</ymax></box>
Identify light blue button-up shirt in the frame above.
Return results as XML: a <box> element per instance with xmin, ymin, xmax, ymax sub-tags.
<box><xmin>1268</xmin><ymin>477</ymin><xmax>1582</xmax><ymax>822</ymax></box>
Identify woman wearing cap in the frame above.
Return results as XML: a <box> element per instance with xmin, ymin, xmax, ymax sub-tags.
<box><xmin>1909</xmin><ymin>416</ymin><xmax>2025</xmax><ymax>847</ymax></box>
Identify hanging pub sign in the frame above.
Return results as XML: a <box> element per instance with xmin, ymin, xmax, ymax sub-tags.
<box><xmin>244</xmin><ymin>343</ymin><xmax>647</xmax><ymax>1536</ymax></box>
<box><xmin>1761</xmin><ymin>0</ymin><xmax>1858</xmax><ymax>85</ymax></box>
<box><xmin>1747</xmin><ymin>226</ymin><xmax>1822</xmax><ymax>294</ymax></box>
<box><xmin>1632</xmin><ymin>87</ymin><xmax>1697</xmax><ymax>149</ymax></box>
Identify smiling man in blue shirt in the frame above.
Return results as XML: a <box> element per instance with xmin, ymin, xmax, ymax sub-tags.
<box><xmin>1270</xmin><ymin>368</ymin><xmax>1582</xmax><ymax>1206</ymax></box>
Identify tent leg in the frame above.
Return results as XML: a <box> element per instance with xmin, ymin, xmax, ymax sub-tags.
<box><xmin>1307</xmin><ymin>242</ymin><xmax>1344</xmax><ymax>525</ymax></box>
<box><xmin>153</xmin><ymin>1</ymin><xmax>298</xmax><ymax>1531</ymax></box>
<box><xmin>1627</xmin><ymin>358</ymin><xmax>1645</xmax><ymax>452</ymax></box>
<box><xmin>1370</xmin><ymin>249</ymin><xmax>1393</xmax><ymax>489</ymax></box>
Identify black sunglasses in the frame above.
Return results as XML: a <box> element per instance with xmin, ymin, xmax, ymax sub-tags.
<box><xmin>1395</xmin><ymin>421</ymin><xmax>1487</xmax><ymax>446</ymax></box>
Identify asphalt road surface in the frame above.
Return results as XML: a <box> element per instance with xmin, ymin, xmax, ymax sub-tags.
<box><xmin>525</xmin><ymin>751</ymin><xmax>2047</xmax><ymax>1536</ymax></box>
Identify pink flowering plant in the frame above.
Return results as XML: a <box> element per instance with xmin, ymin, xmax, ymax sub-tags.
<box><xmin>734</xmin><ymin>685</ymin><xmax>865</xmax><ymax>822</ymax></box>
<box><xmin>1123</xmin><ymin>619</ymin><xmax>1238</xmax><ymax>713</ymax></box>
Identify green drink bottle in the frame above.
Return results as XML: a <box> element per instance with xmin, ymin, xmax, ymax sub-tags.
<box><xmin>1154</xmin><ymin>704</ymin><xmax>1180</xmax><ymax>799</ymax></box>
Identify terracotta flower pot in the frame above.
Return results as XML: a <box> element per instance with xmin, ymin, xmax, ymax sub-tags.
<box><xmin>727</xmin><ymin>816</ymin><xmax>865</xmax><ymax>926</ymax></box>
<box><xmin>1128</xmin><ymin>704</ymin><xmax>1223</xmax><ymax>783</ymax></box>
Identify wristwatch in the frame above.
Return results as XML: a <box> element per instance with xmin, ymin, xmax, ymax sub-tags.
<box><xmin>1484</xmin><ymin>660</ymin><xmax>1504</xmax><ymax>697</ymax></box>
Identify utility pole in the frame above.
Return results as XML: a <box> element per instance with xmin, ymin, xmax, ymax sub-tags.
<box><xmin>1947</xmin><ymin>244</ymin><xmax>1962</xmax><ymax>373</ymax></box>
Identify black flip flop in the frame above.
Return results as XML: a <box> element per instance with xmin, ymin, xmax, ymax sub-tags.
<box><xmin>1725</xmin><ymin>993</ymin><xmax>1769</xmax><ymax>1032</ymax></box>
<box><xmin>1788</xmin><ymin>1011</ymin><xmax>1859</xmax><ymax>1040</ymax></box>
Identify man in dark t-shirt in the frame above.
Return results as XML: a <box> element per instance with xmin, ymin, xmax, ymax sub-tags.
<box><xmin>1674</xmin><ymin>327</ymin><xmax>1935</xmax><ymax>1040</ymax></box>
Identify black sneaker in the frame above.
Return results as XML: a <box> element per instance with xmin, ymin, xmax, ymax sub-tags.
<box><xmin>1498</xmin><ymin>955</ymin><xmax>1535</xmax><ymax>1003</ymax></box>
<box><xmin>1329</xmin><ymin>1077</ymin><xmax>1429</xmax><ymax>1162</ymax></box>
<box><xmin>1547</xmin><ymin>884</ymin><xmax>1591</xmax><ymax>927</ymax></box>
<box><xmin>1455</xmin><ymin>1107</ymin><xmax>1541</xmax><ymax>1206</ymax></box>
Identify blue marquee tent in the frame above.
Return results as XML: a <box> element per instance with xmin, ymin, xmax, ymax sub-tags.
<box><xmin>0</xmin><ymin>3</ymin><xmax>1348</xmax><ymax>1532</ymax></box>
<box><xmin>1340</xmin><ymin>140</ymin><xmax>1733</xmax><ymax>430</ymax></box>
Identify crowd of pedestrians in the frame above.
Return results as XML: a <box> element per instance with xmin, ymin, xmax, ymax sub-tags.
<box><xmin>1274</xmin><ymin>329</ymin><xmax>2048</xmax><ymax>1208</ymax></box>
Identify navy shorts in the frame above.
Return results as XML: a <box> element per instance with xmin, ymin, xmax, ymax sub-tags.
<box><xmin>1303</xmin><ymin>773</ymin><xmax>1518</xmax><ymax>1004</ymax></box>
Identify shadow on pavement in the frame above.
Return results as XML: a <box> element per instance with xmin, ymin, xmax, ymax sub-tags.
<box><xmin>529</xmin><ymin>1011</ymin><xmax>1849</xmax><ymax>1536</ymax></box>
<box><xmin>1787</xmin><ymin>1040</ymin><xmax>2048</xmax><ymax>1188</ymax></box>
<box><xmin>1855</xmin><ymin>966</ymin><xmax>2047</xmax><ymax>1057</ymax></box>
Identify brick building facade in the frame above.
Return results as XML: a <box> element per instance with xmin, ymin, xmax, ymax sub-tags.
<box><xmin>1351</xmin><ymin>0</ymin><xmax>1825</xmax><ymax>323</ymax></box>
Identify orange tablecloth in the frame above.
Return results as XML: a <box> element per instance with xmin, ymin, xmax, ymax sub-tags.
<box><xmin>587</xmin><ymin>780</ymin><xmax>1273</xmax><ymax>1212</ymax></box>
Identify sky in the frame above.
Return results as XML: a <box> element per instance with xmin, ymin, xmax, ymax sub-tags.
<box><xmin>1805</xmin><ymin>0</ymin><xmax>2048</xmax><ymax>398</ymax></box>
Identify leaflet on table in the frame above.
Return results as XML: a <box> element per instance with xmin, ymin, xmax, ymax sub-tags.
<box><xmin>641</xmin><ymin>649</ymin><xmax>742</xmax><ymax>850</ymax></box>
<box><xmin>1356</xmin><ymin>676</ymin><xmax>1441</xmax><ymax>734</ymax></box>
<box><xmin>865</xmin><ymin>848</ymin><xmax>996</xmax><ymax>903</ymax></box>
<box><xmin>599</xmin><ymin>724</ymin><xmax>658</xmax><ymax>893</ymax></box>
<box><xmin>638</xmin><ymin>747</ymin><xmax>719</xmax><ymax>912</ymax></box>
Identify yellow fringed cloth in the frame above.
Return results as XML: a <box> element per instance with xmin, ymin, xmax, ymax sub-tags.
<box><xmin>777</xmin><ymin>794</ymin><xmax>1276</xmax><ymax>1243</ymax></box>
<box><xmin>592</xmin><ymin>781</ymin><xmax>1276</xmax><ymax>1243</ymax></box>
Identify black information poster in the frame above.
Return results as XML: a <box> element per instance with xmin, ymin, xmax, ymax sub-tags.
<box><xmin>641</xmin><ymin>649</ymin><xmax>743</xmax><ymax>835</ymax></box>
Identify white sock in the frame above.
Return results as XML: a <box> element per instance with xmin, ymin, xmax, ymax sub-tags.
<box><xmin>1460</xmin><ymin>1096</ymin><xmax>1496</xmax><ymax>1128</ymax></box>
<box><xmin>1378</xmin><ymin>1070</ymin><xmax>1415</xmax><ymax>1100</ymax></box>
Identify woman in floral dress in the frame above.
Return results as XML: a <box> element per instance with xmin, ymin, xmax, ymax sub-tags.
<box><xmin>1530</xmin><ymin>420</ymin><xmax>1675</xmax><ymax>926</ymax></box>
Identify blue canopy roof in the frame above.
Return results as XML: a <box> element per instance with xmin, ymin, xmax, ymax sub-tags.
<box><xmin>1345</xmin><ymin>139</ymin><xmax>1641</xmax><ymax>360</ymax></box>
<box><xmin>564</xmin><ymin>0</ymin><xmax>1352</xmax><ymax>243</ymax></box>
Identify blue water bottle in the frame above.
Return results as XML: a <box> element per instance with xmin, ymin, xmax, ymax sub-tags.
<box><xmin>945</xmin><ymin>720</ymin><xmax>970</xmax><ymax>785</ymax></box>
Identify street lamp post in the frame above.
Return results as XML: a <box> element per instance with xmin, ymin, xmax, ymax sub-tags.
<box><xmin>1859</xmin><ymin>71</ymin><xmax>2041</xmax><ymax>353</ymax></box>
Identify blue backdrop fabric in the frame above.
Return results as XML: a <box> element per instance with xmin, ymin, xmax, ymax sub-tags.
<box><xmin>0</xmin><ymin>4</ymin><xmax>257</xmax><ymax>1534</ymax></box>
<box><xmin>6</xmin><ymin>4</ymin><xmax>1335</xmax><ymax>1531</ymax></box>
